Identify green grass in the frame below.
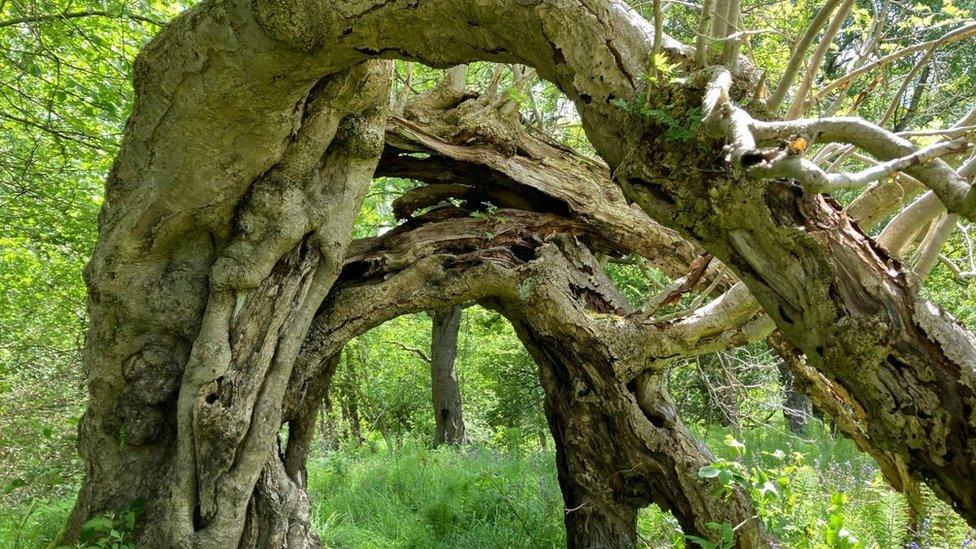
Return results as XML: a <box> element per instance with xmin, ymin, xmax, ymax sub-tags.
<box><xmin>2</xmin><ymin>427</ymin><xmax>974</xmax><ymax>548</ymax></box>
<box><xmin>0</xmin><ymin>497</ymin><xmax>72</xmax><ymax>548</ymax></box>
<box><xmin>308</xmin><ymin>440</ymin><xmax>566</xmax><ymax>548</ymax></box>
<box><xmin>304</xmin><ymin>427</ymin><xmax>973</xmax><ymax>548</ymax></box>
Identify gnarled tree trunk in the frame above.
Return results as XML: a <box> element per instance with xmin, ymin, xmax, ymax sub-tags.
<box><xmin>295</xmin><ymin>211</ymin><xmax>775</xmax><ymax>546</ymax></box>
<box><xmin>63</xmin><ymin>52</ymin><xmax>391</xmax><ymax>546</ymax></box>
<box><xmin>66</xmin><ymin>0</ymin><xmax>976</xmax><ymax>543</ymax></box>
<box><xmin>492</xmin><ymin>240</ymin><xmax>769</xmax><ymax>547</ymax></box>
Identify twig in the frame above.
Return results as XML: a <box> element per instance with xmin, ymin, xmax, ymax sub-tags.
<box><xmin>0</xmin><ymin>9</ymin><xmax>161</xmax><ymax>28</ymax></box>
<box><xmin>385</xmin><ymin>340</ymin><xmax>431</xmax><ymax>363</ymax></box>
<box><xmin>812</xmin><ymin>22</ymin><xmax>976</xmax><ymax>103</ymax></box>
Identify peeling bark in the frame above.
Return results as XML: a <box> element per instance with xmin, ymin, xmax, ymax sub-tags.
<box><xmin>293</xmin><ymin>213</ymin><xmax>774</xmax><ymax>546</ymax></box>
<box><xmin>378</xmin><ymin>113</ymin><xmax>703</xmax><ymax>280</ymax></box>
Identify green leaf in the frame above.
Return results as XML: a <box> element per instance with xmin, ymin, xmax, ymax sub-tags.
<box><xmin>2</xmin><ymin>477</ymin><xmax>26</xmax><ymax>495</ymax></box>
<box><xmin>723</xmin><ymin>435</ymin><xmax>745</xmax><ymax>454</ymax></box>
<box><xmin>759</xmin><ymin>480</ymin><xmax>779</xmax><ymax>497</ymax></box>
<box><xmin>81</xmin><ymin>516</ymin><xmax>115</xmax><ymax>540</ymax></box>
<box><xmin>698</xmin><ymin>465</ymin><xmax>721</xmax><ymax>478</ymax></box>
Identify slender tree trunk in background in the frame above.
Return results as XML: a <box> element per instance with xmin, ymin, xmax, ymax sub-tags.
<box><xmin>430</xmin><ymin>306</ymin><xmax>467</xmax><ymax>445</ymax></box>
<box><xmin>697</xmin><ymin>353</ymin><xmax>740</xmax><ymax>428</ymax></box>
<box><xmin>318</xmin><ymin>400</ymin><xmax>339</xmax><ymax>453</ymax></box>
<box><xmin>894</xmin><ymin>66</ymin><xmax>930</xmax><ymax>132</ymax></box>
<box><xmin>777</xmin><ymin>360</ymin><xmax>811</xmax><ymax>434</ymax></box>
<box><xmin>338</xmin><ymin>349</ymin><xmax>364</xmax><ymax>445</ymax></box>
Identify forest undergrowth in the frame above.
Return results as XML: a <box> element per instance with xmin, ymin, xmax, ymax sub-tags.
<box><xmin>4</xmin><ymin>422</ymin><xmax>973</xmax><ymax>548</ymax></box>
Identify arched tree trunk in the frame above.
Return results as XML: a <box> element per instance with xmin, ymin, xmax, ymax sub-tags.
<box><xmin>489</xmin><ymin>238</ymin><xmax>770</xmax><ymax>547</ymax></box>
<box><xmin>66</xmin><ymin>0</ymin><xmax>976</xmax><ymax>540</ymax></box>
<box><xmin>430</xmin><ymin>306</ymin><xmax>467</xmax><ymax>445</ymax></box>
<box><xmin>297</xmin><ymin>214</ymin><xmax>776</xmax><ymax>546</ymax></box>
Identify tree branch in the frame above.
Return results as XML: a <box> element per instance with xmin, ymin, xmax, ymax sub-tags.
<box><xmin>386</xmin><ymin>340</ymin><xmax>432</xmax><ymax>363</ymax></box>
<box><xmin>812</xmin><ymin>22</ymin><xmax>976</xmax><ymax>104</ymax></box>
<box><xmin>765</xmin><ymin>0</ymin><xmax>842</xmax><ymax>111</ymax></box>
<box><xmin>0</xmin><ymin>10</ymin><xmax>162</xmax><ymax>28</ymax></box>
<box><xmin>751</xmin><ymin>118</ymin><xmax>975</xmax><ymax>218</ymax></box>
<box><xmin>747</xmin><ymin>138</ymin><xmax>970</xmax><ymax>194</ymax></box>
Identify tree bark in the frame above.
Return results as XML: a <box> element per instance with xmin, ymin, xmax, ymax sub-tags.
<box><xmin>430</xmin><ymin>306</ymin><xmax>467</xmax><ymax>445</ymax></box>
<box><xmin>768</xmin><ymin>332</ymin><xmax>925</xmax><ymax>522</ymax></box>
<box><xmin>63</xmin><ymin>54</ymin><xmax>391</xmax><ymax>546</ymax></box>
<box><xmin>297</xmin><ymin>213</ymin><xmax>775</xmax><ymax>546</ymax></box>
<box><xmin>492</xmin><ymin>241</ymin><xmax>769</xmax><ymax>547</ymax></box>
<box><xmin>68</xmin><ymin>0</ymin><xmax>976</xmax><ymax>541</ymax></box>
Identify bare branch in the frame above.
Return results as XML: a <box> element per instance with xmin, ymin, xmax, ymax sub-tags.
<box><xmin>877</xmin><ymin>192</ymin><xmax>946</xmax><ymax>257</ymax></box>
<box><xmin>641</xmin><ymin>253</ymin><xmax>714</xmax><ymax>314</ymax></box>
<box><xmin>749</xmin><ymin>139</ymin><xmax>970</xmax><ymax>193</ymax></box>
<box><xmin>751</xmin><ymin>118</ymin><xmax>975</xmax><ymax>218</ymax></box>
<box><xmin>898</xmin><ymin>124</ymin><xmax>976</xmax><ymax>138</ymax></box>
<box><xmin>938</xmin><ymin>254</ymin><xmax>976</xmax><ymax>282</ymax></box>
<box><xmin>784</xmin><ymin>0</ymin><xmax>855</xmax><ymax>118</ymax></box>
<box><xmin>765</xmin><ymin>0</ymin><xmax>842</xmax><ymax>112</ymax></box>
<box><xmin>813</xmin><ymin>22</ymin><xmax>976</xmax><ymax>104</ymax></box>
<box><xmin>386</xmin><ymin>340</ymin><xmax>432</xmax><ymax>363</ymax></box>
<box><xmin>912</xmin><ymin>213</ymin><xmax>959</xmax><ymax>284</ymax></box>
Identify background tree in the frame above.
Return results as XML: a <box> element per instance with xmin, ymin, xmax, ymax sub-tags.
<box><xmin>429</xmin><ymin>306</ymin><xmax>468</xmax><ymax>446</ymax></box>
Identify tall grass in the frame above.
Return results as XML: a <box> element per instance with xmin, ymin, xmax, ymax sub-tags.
<box><xmin>2</xmin><ymin>426</ymin><xmax>974</xmax><ymax>547</ymax></box>
<box><xmin>308</xmin><ymin>439</ymin><xmax>566</xmax><ymax>548</ymax></box>
<box><xmin>305</xmin><ymin>425</ymin><xmax>975</xmax><ymax>548</ymax></box>
<box><xmin>0</xmin><ymin>497</ymin><xmax>72</xmax><ymax>548</ymax></box>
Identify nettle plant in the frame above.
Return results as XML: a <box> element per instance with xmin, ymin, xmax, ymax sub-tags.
<box><xmin>698</xmin><ymin>436</ymin><xmax>862</xmax><ymax>548</ymax></box>
<box><xmin>70</xmin><ymin>498</ymin><xmax>144</xmax><ymax>549</ymax></box>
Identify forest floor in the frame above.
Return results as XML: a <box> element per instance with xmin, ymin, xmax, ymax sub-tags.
<box><xmin>2</xmin><ymin>423</ymin><xmax>973</xmax><ymax>548</ymax></box>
